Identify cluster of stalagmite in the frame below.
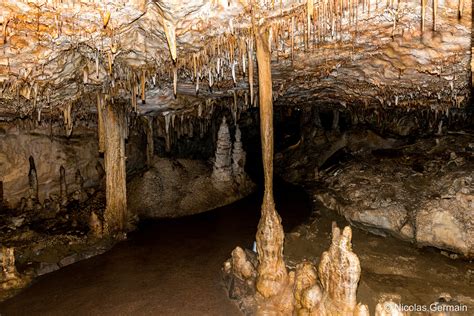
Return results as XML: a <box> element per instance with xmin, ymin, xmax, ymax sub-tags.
<box><xmin>225</xmin><ymin>223</ymin><xmax>381</xmax><ymax>315</ymax></box>
<box><xmin>212</xmin><ymin>117</ymin><xmax>249</xmax><ymax>185</ymax></box>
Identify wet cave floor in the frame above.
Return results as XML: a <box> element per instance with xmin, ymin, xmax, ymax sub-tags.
<box><xmin>1</xmin><ymin>180</ymin><xmax>472</xmax><ymax>315</ymax></box>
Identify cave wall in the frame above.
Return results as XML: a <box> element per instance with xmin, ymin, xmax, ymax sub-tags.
<box><xmin>0</xmin><ymin>121</ymin><xmax>101</xmax><ymax>209</ymax></box>
<box><xmin>0</xmin><ymin>118</ymin><xmax>148</xmax><ymax>210</ymax></box>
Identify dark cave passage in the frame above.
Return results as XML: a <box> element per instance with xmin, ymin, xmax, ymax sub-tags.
<box><xmin>0</xmin><ymin>180</ymin><xmax>311</xmax><ymax>315</ymax></box>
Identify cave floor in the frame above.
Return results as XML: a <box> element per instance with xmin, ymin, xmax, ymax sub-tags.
<box><xmin>1</xmin><ymin>179</ymin><xmax>472</xmax><ymax>315</ymax></box>
<box><xmin>0</xmin><ymin>182</ymin><xmax>310</xmax><ymax>315</ymax></box>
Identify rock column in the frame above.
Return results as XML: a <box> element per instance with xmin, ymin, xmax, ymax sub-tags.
<box><xmin>102</xmin><ymin>101</ymin><xmax>127</xmax><ymax>234</ymax></box>
<box><xmin>255</xmin><ymin>27</ymin><xmax>288</xmax><ymax>298</ymax></box>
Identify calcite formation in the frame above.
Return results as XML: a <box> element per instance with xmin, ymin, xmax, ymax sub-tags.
<box><xmin>212</xmin><ymin>117</ymin><xmax>233</xmax><ymax>183</ymax></box>
<box><xmin>224</xmin><ymin>224</ymin><xmax>372</xmax><ymax>315</ymax></box>
<box><xmin>232</xmin><ymin>125</ymin><xmax>246</xmax><ymax>183</ymax></box>
<box><xmin>0</xmin><ymin>0</ymin><xmax>470</xmax><ymax>123</ymax></box>
<box><xmin>0</xmin><ymin>247</ymin><xmax>28</xmax><ymax>298</ymax></box>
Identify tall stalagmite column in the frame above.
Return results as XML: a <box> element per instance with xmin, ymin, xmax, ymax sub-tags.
<box><xmin>102</xmin><ymin>100</ymin><xmax>127</xmax><ymax>234</ymax></box>
<box><xmin>255</xmin><ymin>28</ymin><xmax>288</xmax><ymax>298</ymax></box>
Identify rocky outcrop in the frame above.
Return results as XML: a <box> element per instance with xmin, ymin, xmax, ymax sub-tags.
<box><xmin>311</xmin><ymin>134</ymin><xmax>474</xmax><ymax>258</ymax></box>
<box><xmin>416</xmin><ymin>191</ymin><xmax>473</xmax><ymax>257</ymax></box>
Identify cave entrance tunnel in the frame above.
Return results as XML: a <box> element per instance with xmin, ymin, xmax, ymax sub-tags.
<box><xmin>1</xmin><ymin>0</ymin><xmax>473</xmax><ymax>314</ymax></box>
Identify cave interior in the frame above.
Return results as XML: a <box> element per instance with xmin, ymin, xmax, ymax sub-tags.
<box><xmin>0</xmin><ymin>0</ymin><xmax>473</xmax><ymax>315</ymax></box>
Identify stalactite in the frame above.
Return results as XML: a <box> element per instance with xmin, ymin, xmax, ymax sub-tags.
<box><xmin>28</xmin><ymin>156</ymin><xmax>38</xmax><ymax>201</ymax></box>
<box><xmin>196</xmin><ymin>74</ymin><xmax>200</xmax><ymax>94</ymax></box>
<box><xmin>432</xmin><ymin>0</ymin><xmax>437</xmax><ymax>31</ymax></box>
<box><xmin>163</xmin><ymin>18</ymin><xmax>177</xmax><ymax>63</ymax></box>
<box><xmin>421</xmin><ymin>0</ymin><xmax>426</xmax><ymax>33</ymax></box>
<box><xmin>307</xmin><ymin>0</ymin><xmax>314</xmax><ymax>47</ymax></box>
<box><xmin>291</xmin><ymin>16</ymin><xmax>295</xmax><ymax>62</ymax></box>
<box><xmin>141</xmin><ymin>70</ymin><xmax>146</xmax><ymax>104</ymax></box>
<box><xmin>255</xmin><ymin>27</ymin><xmax>288</xmax><ymax>299</ymax></box>
<box><xmin>173</xmin><ymin>67</ymin><xmax>178</xmax><ymax>97</ymax></box>
<box><xmin>102</xmin><ymin>102</ymin><xmax>128</xmax><ymax>234</ymax></box>
<box><xmin>165</xmin><ymin>113</ymin><xmax>171</xmax><ymax>152</ymax></box>
<box><xmin>97</xmin><ymin>93</ymin><xmax>105</xmax><ymax>153</ymax></box>
<box><xmin>102</xmin><ymin>11</ymin><xmax>111</xmax><ymax>29</ymax></box>
<box><xmin>95</xmin><ymin>49</ymin><xmax>100</xmax><ymax>79</ymax></box>
<box><xmin>458</xmin><ymin>0</ymin><xmax>464</xmax><ymax>18</ymax></box>
<box><xmin>231</xmin><ymin>61</ymin><xmax>237</xmax><ymax>85</ymax></box>
<box><xmin>63</xmin><ymin>103</ymin><xmax>73</xmax><ymax>137</ymax></box>
<box><xmin>248</xmin><ymin>40</ymin><xmax>254</xmax><ymax>106</ymax></box>
<box><xmin>0</xmin><ymin>181</ymin><xmax>3</xmax><ymax>207</ymax></box>
<box><xmin>193</xmin><ymin>54</ymin><xmax>197</xmax><ymax>80</ymax></box>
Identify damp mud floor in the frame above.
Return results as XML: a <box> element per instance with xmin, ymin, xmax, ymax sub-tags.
<box><xmin>1</xmin><ymin>180</ymin><xmax>472</xmax><ymax>315</ymax></box>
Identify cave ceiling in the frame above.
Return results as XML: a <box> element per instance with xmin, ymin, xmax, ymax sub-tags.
<box><xmin>0</xmin><ymin>0</ymin><xmax>472</xmax><ymax>122</ymax></box>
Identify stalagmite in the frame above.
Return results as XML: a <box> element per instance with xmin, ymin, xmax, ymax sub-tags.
<box><xmin>145</xmin><ymin>117</ymin><xmax>154</xmax><ymax>168</ymax></box>
<box><xmin>1</xmin><ymin>247</ymin><xmax>20</xmax><ymax>282</ymax></box>
<box><xmin>317</xmin><ymin>225</ymin><xmax>363</xmax><ymax>314</ymax></box>
<box><xmin>212</xmin><ymin>117</ymin><xmax>233</xmax><ymax>183</ymax></box>
<box><xmin>28</xmin><ymin>156</ymin><xmax>38</xmax><ymax>201</ymax></box>
<box><xmin>59</xmin><ymin>166</ymin><xmax>68</xmax><ymax>206</ymax></box>
<box><xmin>254</xmin><ymin>27</ymin><xmax>288</xmax><ymax>299</ymax></box>
<box><xmin>164</xmin><ymin>113</ymin><xmax>171</xmax><ymax>152</ymax></box>
<box><xmin>232</xmin><ymin>125</ymin><xmax>246</xmax><ymax>183</ymax></box>
<box><xmin>102</xmin><ymin>102</ymin><xmax>128</xmax><ymax>234</ymax></box>
<box><xmin>89</xmin><ymin>212</ymin><xmax>103</xmax><ymax>238</ymax></box>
